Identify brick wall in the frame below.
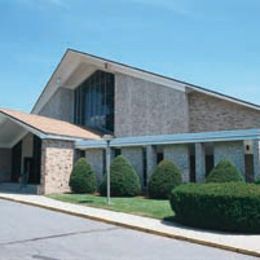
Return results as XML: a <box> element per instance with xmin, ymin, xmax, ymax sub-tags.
<box><xmin>121</xmin><ymin>147</ymin><xmax>144</xmax><ymax>186</ymax></box>
<box><xmin>189</xmin><ymin>91</ymin><xmax>260</xmax><ymax>132</ymax></box>
<box><xmin>214</xmin><ymin>141</ymin><xmax>245</xmax><ymax>176</ymax></box>
<box><xmin>163</xmin><ymin>144</ymin><xmax>190</xmax><ymax>182</ymax></box>
<box><xmin>85</xmin><ymin>149</ymin><xmax>104</xmax><ymax>184</ymax></box>
<box><xmin>115</xmin><ymin>73</ymin><xmax>189</xmax><ymax>137</ymax></box>
<box><xmin>38</xmin><ymin>87</ymin><xmax>74</xmax><ymax>123</ymax></box>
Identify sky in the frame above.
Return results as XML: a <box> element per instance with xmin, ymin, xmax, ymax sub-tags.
<box><xmin>0</xmin><ymin>0</ymin><xmax>259</xmax><ymax>112</ymax></box>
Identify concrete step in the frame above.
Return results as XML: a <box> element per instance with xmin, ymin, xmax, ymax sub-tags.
<box><xmin>0</xmin><ymin>182</ymin><xmax>39</xmax><ymax>194</ymax></box>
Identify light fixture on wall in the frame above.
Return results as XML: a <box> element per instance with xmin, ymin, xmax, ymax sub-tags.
<box><xmin>56</xmin><ymin>77</ymin><xmax>61</xmax><ymax>88</ymax></box>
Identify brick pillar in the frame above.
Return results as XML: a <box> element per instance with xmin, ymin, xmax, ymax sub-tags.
<box><xmin>163</xmin><ymin>145</ymin><xmax>190</xmax><ymax>183</ymax></box>
<box><xmin>41</xmin><ymin>139</ymin><xmax>74</xmax><ymax>194</ymax></box>
<box><xmin>195</xmin><ymin>143</ymin><xmax>206</xmax><ymax>183</ymax></box>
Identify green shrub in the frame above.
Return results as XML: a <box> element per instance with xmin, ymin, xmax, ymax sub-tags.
<box><xmin>255</xmin><ymin>179</ymin><xmax>260</xmax><ymax>185</ymax></box>
<box><xmin>170</xmin><ymin>183</ymin><xmax>260</xmax><ymax>233</ymax></box>
<box><xmin>206</xmin><ymin>160</ymin><xmax>244</xmax><ymax>183</ymax></box>
<box><xmin>148</xmin><ymin>160</ymin><xmax>182</xmax><ymax>199</ymax></box>
<box><xmin>69</xmin><ymin>158</ymin><xmax>97</xmax><ymax>194</ymax></box>
<box><xmin>100</xmin><ymin>155</ymin><xmax>141</xmax><ymax>197</ymax></box>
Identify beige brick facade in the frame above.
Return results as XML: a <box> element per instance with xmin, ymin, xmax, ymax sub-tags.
<box><xmin>40</xmin><ymin>139</ymin><xmax>74</xmax><ymax>194</ymax></box>
<box><xmin>188</xmin><ymin>91</ymin><xmax>260</xmax><ymax>132</ymax></box>
<box><xmin>115</xmin><ymin>73</ymin><xmax>189</xmax><ymax>137</ymax></box>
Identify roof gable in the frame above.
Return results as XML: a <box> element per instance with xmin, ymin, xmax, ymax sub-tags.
<box><xmin>32</xmin><ymin>48</ymin><xmax>260</xmax><ymax>114</ymax></box>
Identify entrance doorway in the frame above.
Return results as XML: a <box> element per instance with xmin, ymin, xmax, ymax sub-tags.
<box><xmin>23</xmin><ymin>157</ymin><xmax>34</xmax><ymax>184</ymax></box>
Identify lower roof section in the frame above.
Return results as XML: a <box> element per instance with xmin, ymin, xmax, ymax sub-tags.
<box><xmin>76</xmin><ymin>128</ymin><xmax>260</xmax><ymax>149</ymax></box>
<box><xmin>0</xmin><ymin>108</ymin><xmax>100</xmax><ymax>147</ymax></box>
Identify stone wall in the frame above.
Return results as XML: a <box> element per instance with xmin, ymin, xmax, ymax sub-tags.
<box><xmin>214</xmin><ymin>141</ymin><xmax>245</xmax><ymax>176</ymax></box>
<box><xmin>115</xmin><ymin>73</ymin><xmax>189</xmax><ymax>137</ymax></box>
<box><xmin>38</xmin><ymin>87</ymin><xmax>74</xmax><ymax>123</ymax></box>
<box><xmin>189</xmin><ymin>91</ymin><xmax>260</xmax><ymax>132</ymax></box>
<box><xmin>40</xmin><ymin>139</ymin><xmax>74</xmax><ymax>194</ymax></box>
<box><xmin>163</xmin><ymin>145</ymin><xmax>190</xmax><ymax>182</ymax></box>
<box><xmin>85</xmin><ymin>149</ymin><xmax>104</xmax><ymax>184</ymax></box>
<box><xmin>121</xmin><ymin>147</ymin><xmax>144</xmax><ymax>186</ymax></box>
<box><xmin>0</xmin><ymin>148</ymin><xmax>12</xmax><ymax>182</ymax></box>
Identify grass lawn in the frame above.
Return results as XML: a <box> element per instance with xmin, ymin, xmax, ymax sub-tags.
<box><xmin>47</xmin><ymin>194</ymin><xmax>174</xmax><ymax>220</ymax></box>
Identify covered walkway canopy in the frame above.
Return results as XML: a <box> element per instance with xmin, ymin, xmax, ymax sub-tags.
<box><xmin>0</xmin><ymin>108</ymin><xmax>100</xmax><ymax>148</ymax></box>
<box><xmin>0</xmin><ymin>108</ymin><xmax>100</xmax><ymax>193</ymax></box>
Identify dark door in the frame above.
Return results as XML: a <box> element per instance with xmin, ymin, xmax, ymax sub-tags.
<box><xmin>11</xmin><ymin>141</ymin><xmax>22</xmax><ymax>182</ymax></box>
<box><xmin>32</xmin><ymin>135</ymin><xmax>42</xmax><ymax>184</ymax></box>
<box><xmin>24</xmin><ymin>157</ymin><xmax>34</xmax><ymax>184</ymax></box>
<box><xmin>245</xmin><ymin>154</ymin><xmax>254</xmax><ymax>182</ymax></box>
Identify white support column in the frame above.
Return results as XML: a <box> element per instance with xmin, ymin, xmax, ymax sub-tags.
<box><xmin>195</xmin><ymin>143</ymin><xmax>206</xmax><ymax>183</ymax></box>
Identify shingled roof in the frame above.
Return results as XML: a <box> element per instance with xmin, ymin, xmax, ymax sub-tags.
<box><xmin>0</xmin><ymin>108</ymin><xmax>101</xmax><ymax>140</ymax></box>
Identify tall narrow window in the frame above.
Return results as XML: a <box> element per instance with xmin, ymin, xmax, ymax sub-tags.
<box><xmin>74</xmin><ymin>70</ymin><xmax>115</xmax><ymax>133</ymax></box>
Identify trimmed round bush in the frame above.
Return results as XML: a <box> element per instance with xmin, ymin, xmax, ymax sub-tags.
<box><xmin>206</xmin><ymin>159</ymin><xmax>244</xmax><ymax>183</ymax></box>
<box><xmin>148</xmin><ymin>160</ymin><xmax>182</xmax><ymax>199</ymax></box>
<box><xmin>99</xmin><ymin>155</ymin><xmax>141</xmax><ymax>197</ymax></box>
<box><xmin>170</xmin><ymin>183</ymin><xmax>260</xmax><ymax>233</ymax></box>
<box><xmin>69</xmin><ymin>158</ymin><xmax>97</xmax><ymax>194</ymax></box>
<box><xmin>255</xmin><ymin>179</ymin><xmax>260</xmax><ymax>185</ymax></box>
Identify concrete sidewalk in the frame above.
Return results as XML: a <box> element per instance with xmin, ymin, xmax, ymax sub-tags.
<box><xmin>0</xmin><ymin>192</ymin><xmax>259</xmax><ymax>257</ymax></box>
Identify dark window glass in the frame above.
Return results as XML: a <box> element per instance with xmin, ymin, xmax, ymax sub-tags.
<box><xmin>189</xmin><ymin>155</ymin><xmax>196</xmax><ymax>182</ymax></box>
<box><xmin>114</xmin><ymin>148</ymin><xmax>121</xmax><ymax>157</ymax></box>
<box><xmin>74</xmin><ymin>70</ymin><xmax>115</xmax><ymax>133</ymax></box>
<box><xmin>156</xmin><ymin>152</ymin><xmax>163</xmax><ymax>164</ymax></box>
<box><xmin>205</xmin><ymin>155</ymin><xmax>214</xmax><ymax>176</ymax></box>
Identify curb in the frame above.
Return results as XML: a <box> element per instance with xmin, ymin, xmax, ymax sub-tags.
<box><xmin>0</xmin><ymin>195</ymin><xmax>259</xmax><ymax>258</ymax></box>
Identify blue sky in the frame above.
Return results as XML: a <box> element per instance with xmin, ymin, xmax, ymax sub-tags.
<box><xmin>0</xmin><ymin>0</ymin><xmax>259</xmax><ymax>112</ymax></box>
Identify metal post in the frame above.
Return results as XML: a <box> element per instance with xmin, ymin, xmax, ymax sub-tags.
<box><xmin>103</xmin><ymin>134</ymin><xmax>113</xmax><ymax>205</ymax></box>
<box><xmin>106</xmin><ymin>140</ymin><xmax>111</xmax><ymax>205</ymax></box>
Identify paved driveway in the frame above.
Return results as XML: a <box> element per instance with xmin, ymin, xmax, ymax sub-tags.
<box><xmin>0</xmin><ymin>199</ymin><xmax>255</xmax><ymax>260</ymax></box>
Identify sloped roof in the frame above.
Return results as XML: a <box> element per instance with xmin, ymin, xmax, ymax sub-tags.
<box><xmin>0</xmin><ymin>109</ymin><xmax>100</xmax><ymax>140</ymax></box>
<box><xmin>32</xmin><ymin>49</ymin><xmax>260</xmax><ymax>114</ymax></box>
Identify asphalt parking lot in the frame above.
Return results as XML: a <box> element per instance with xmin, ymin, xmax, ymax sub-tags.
<box><xmin>0</xmin><ymin>199</ymin><xmax>255</xmax><ymax>260</ymax></box>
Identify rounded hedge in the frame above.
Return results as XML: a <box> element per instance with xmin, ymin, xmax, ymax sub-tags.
<box><xmin>170</xmin><ymin>183</ymin><xmax>260</xmax><ymax>233</ymax></box>
<box><xmin>99</xmin><ymin>155</ymin><xmax>141</xmax><ymax>197</ymax></box>
<box><xmin>206</xmin><ymin>159</ymin><xmax>244</xmax><ymax>183</ymax></box>
<box><xmin>255</xmin><ymin>179</ymin><xmax>260</xmax><ymax>185</ymax></box>
<box><xmin>69</xmin><ymin>158</ymin><xmax>97</xmax><ymax>194</ymax></box>
<box><xmin>148</xmin><ymin>160</ymin><xmax>182</xmax><ymax>199</ymax></box>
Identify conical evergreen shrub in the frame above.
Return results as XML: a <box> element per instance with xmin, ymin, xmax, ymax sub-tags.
<box><xmin>148</xmin><ymin>160</ymin><xmax>182</xmax><ymax>199</ymax></box>
<box><xmin>206</xmin><ymin>159</ymin><xmax>244</xmax><ymax>183</ymax></box>
<box><xmin>69</xmin><ymin>158</ymin><xmax>97</xmax><ymax>193</ymax></box>
<box><xmin>100</xmin><ymin>155</ymin><xmax>141</xmax><ymax>197</ymax></box>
